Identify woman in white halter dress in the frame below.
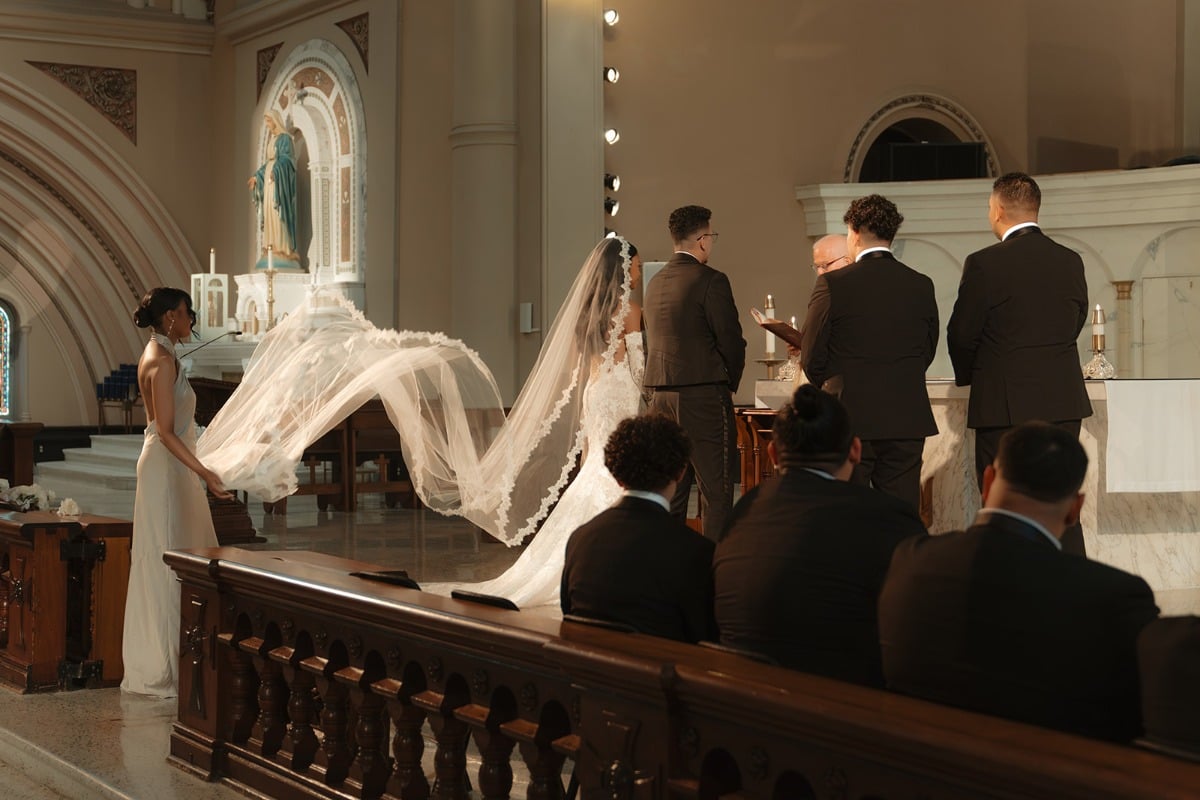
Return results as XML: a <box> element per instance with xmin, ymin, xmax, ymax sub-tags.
<box><xmin>122</xmin><ymin>288</ymin><xmax>230</xmax><ymax>698</ymax></box>
<box><xmin>199</xmin><ymin>237</ymin><xmax>644</xmax><ymax>609</ymax></box>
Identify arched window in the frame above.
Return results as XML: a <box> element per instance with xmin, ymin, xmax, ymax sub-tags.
<box><xmin>0</xmin><ymin>302</ymin><xmax>12</xmax><ymax>418</ymax></box>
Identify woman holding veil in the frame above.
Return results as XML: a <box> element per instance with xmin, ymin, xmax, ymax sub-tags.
<box><xmin>198</xmin><ymin>236</ymin><xmax>644</xmax><ymax>606</ymax></box>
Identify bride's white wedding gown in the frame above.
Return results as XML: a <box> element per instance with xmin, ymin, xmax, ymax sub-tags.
<box><xmin>444</xmin><ymin>333</ymin><xmax>645</xmax><ymax>608</ymax></box>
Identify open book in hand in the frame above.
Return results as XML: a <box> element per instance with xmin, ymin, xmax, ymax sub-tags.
<box><xmin>750</xmin><ymin>308</ymin><xmax>804</xmax><ymax>350</ymax></box>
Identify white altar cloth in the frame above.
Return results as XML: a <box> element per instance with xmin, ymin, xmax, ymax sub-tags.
<box><xmin>1105</xmin><ymin>380</ymin><xmax>1200</xmax><ymax>493</ymax></box>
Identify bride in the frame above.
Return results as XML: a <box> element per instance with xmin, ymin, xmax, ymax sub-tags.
<box><xmin>198</xmin><ymin>236</ymin><xmax>643</xmax><ymax>605</ymax></box>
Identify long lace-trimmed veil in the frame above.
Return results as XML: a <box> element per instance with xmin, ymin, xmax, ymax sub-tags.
<box><xmin>197</xmin><ymin>237</ymin><xmax>634</xmax><ymax>545</ymax></box>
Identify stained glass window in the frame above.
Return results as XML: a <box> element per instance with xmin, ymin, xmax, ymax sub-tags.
<box><xmin>0</xmin><ymin>305</ymin><xmax>11</xmax><ymax>418</ymax></box>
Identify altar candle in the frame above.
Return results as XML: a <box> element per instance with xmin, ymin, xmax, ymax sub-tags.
<box><xmin>209</xmin><ymin>248</ymin><xmax>216</xmax><ymax>274</ymax></box>
<box><xmin>1092</xmin><ymin>304</ymin><xmax>1105</xmax><ymax>337</ymax></box>
<box><xmin>765</xmin><ymin>294</ymin><xmax>776</xmax><ymax>355</ymax></box>
<box><xmin>267</xmin><ymin>245</ymin><xmax>274</xmax><ymax>271</ymax></box>
<box><xmin>790</xmin><ymin>315</ymin><xmax>797</xmax><ymax>329</ymax></box>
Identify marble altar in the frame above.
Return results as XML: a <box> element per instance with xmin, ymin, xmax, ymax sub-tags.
<box><xmin>754</xmin><ymin>379</ymin><xmax>1200</xmax><ymax>602</ymax></box>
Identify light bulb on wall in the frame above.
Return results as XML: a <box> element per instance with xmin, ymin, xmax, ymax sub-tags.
<box><xmin>604</xmin><ymin>128</ymin><xmax>620</xmax><ymax>145</ymax></box>
<box><xmin>603</xmin><ymin>9</ymin><xmax>619</xmax><ymax>26</ymax></box>
<box><xmin>604</xmin><ymin>173</ymin><xmax>620</xmax><ymax>191</ymax></box>
<box><xmin>603</xmin><ymin>66</ymin><xmax>620</xmax><ymax>84</ymax></box>
<box><xmin>604</xmin><ymin>197</ymin><xmax>620</xmax><ymax>216</ymax></box>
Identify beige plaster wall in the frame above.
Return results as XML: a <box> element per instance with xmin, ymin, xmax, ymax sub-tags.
<box><xmin>602</xmin><ymin>1</ymin><xmax>1179</xmax><ymax>399</ymax></box>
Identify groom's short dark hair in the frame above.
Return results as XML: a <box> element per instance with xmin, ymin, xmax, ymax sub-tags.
<box><xmin>669</xmin><ymin>205</ymin><xmax>712</xmax><ymax>244</ymax></box>
<box><xmin>605</xmin><ymin>415</ymin><xmax>691</xmax><ymax>492</ymax></box>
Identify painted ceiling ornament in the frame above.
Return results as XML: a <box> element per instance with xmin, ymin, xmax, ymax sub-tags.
<box><xmin>335</xmin><ymin>13</ymin><xmax>370</xmax><ymax>73</ymax></box>
<box><xmin>27</xmin><ymin>62</ymin><xmax>137</xmax><ymax>143</ymax></box>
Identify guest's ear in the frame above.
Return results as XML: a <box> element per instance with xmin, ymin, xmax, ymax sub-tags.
<box><xmin>767</xmin><ymin>440</ymin><xmax>779</xmax><ymax>467</ymax></box>
<box><xmin>847</xmin><ymin>436</ymin><xmax>862</xmax><ymax>467</ymax></box>
<box><xmin>981</xmin><ymin>464</ymin><xmax>997</xmax><ymax>504</ymax></box>
<box><xmin>1065</xmin><ymin>493</ymin><xmax>1085</xmax><ymax>527</ymax></box>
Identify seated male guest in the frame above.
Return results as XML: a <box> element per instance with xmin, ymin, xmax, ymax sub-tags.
<box><xmin>878</xmin><ymin>422</ymin><xmax>1159</xmax><ymax>742</ymax></box>
<box><xmin>561</xmin><ymin>415</ymin><xmax>715</xmax><ymax>643</ymax></box>
<box><xmin>713</xmin><ymin>385</ymin><xmax>926</xmax><ymax>686</ymax></box>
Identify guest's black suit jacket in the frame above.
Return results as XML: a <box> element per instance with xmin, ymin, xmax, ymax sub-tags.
<box><xmin>947</xmin><ymin>226</ymin><xmax>1092</xmax><ymax>428</ymax></box>
<box><xmin>643</xmin><ymin>253</ymin><xmax>746</xmax><ymax>392</ymax></box>
<box><xmin>800</xmin><ymin>251</ymin><xmax>938</xmax><ymax>440</ymax></box>
<box><xmin>561</xmin><ymin>496</ymin><xmax>716</xmax><ymax>643</ymax></box>
<box><xmin>713</xmin><ymin>470</ymin><xmax>926</xmax><ymax>686</ymax></box>
<box><xmin>878</xmin><ymin>512</ymin><xmax>1160</xmax><ymax>742</ymax></box>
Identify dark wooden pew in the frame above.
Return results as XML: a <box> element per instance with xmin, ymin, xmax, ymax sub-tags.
<box><xmin>166</xmin><ymin>547</ymin><xmax>1200</xmax><ymax>799</ymax></box>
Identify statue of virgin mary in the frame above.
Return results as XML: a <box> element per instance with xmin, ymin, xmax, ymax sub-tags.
<box><xmin>247</xmin><ymin>109</ymin><xmax>299</xmax><ymax>268</ymax></box>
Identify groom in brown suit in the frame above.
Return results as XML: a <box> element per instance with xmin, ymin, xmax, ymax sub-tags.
<box><xmin>643</xmin><ymin>205</ymin><xmax>746</xmax><ymax>540</ymax></box>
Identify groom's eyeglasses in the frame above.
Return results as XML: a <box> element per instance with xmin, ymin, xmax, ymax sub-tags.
<box><xmin>697</xmin><ymin>232</ymin><xmax>720</xmax><ymax>241</ymax></box>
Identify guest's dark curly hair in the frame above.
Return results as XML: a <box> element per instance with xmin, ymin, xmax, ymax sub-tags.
<box><xmin>668</xmin><ymin>205</ymin><xmax>712</xmax><ymax>244</ymax></box>
<box><xmin>843</xmin><ymin>194</ymin><xmax>904</xmax><ymax>242</ymax></box>
<box><xmin>772</xmin><ymin>385</ymin><xmax>854</xmax><ymax>469</ymax></box>
<box><xmin>604</xmin><ymin>414</ymin><xmax>692</xmax><ymax>491</ymax></box>
<box><xmin>992</xmin><ymin>172</ymin><xmax>1041</xmax><ymax>213</ymax></box>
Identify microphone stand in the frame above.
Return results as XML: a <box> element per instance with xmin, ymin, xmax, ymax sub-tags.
<box><xmin>182</xmin><ymin>330</ymin><xmax>242</xmax><ymax>357</ymax></box>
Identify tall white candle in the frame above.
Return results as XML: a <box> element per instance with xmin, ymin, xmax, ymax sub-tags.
<box><xmin>209</xmin><ymin>247</ymin><xmax>216</xmax><ymax>274</ymax></box>
<box><xmin>764</xmin><ymin>294</ymin><xmax>776</xmax><ymax>355</ymax></box>
<box><xmin>1092</xmin><ymin>303</ymin><xmax>1105</xmax><ymax>336</ymax></box>
<box><xmin>790</xmin><ymin>315</ymin><xmax>797</xmax><ymax>329</ymax></box>
<box><xmin>267</xmin><ymin>245</ymin><xmax>274</xmax><ymax>271</ymax></box>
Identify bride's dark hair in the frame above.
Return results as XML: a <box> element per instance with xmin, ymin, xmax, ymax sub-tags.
<box><xmin>576</xmin><ymin>238</ymin><xmax>636</xmax><ymax>353</ymax></box>
<box><xmin>133</xmin><ymin>287</ymin><xmax>196</xmax><ymax>331</ymax></box>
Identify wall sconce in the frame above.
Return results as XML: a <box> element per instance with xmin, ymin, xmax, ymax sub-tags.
<box><xmin>603</xmin><ymin>66</ymin><xmax>620</xmax><ymax>84</ymax></box>
<box><xmin>603</xmin><ymin>9</ymin><xmax>619</xmax><ymax>26</ymax></box>
<box><xmin>604</xmin><ymin>173</ymin><xmax>620</xmax><ymax>192</ymax></box>
<box><xmin>605</xmin><ymin>197</ymin><xmax>620</xmax><ymax>216</ymax></box>
<box><xmin>604</xmin><ymin>128</ymin><xmax>620</xmax><ymax>145</ymax></box>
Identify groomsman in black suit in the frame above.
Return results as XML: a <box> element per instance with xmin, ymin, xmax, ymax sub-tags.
<box><xmin>800</xmin><ymin>195</ymin><xmax>938</xmax><ymax>511</ymax></box>
<box><xmin>713</xmin><ymin>385</ymin><xmax>926</xmax><ymax>686</ymax></box>
<box><xmin>878</xmin><ymin>423</ymin><xmax>1159</xmax><ymax>742</ymax></box>
<box><xmin>643</xmin><ymin>205</ymin><xmax>746</xmax><ymax>540</ymax></box>
<box><xmin>948</xmin><ymin>172</ymin><xmax>1091</xmax><ymax>555</ymax></box>
<box><xmin>561</xmin><ymin>415</ymin><xmax>715</xmax><ymax>643</ymax></box>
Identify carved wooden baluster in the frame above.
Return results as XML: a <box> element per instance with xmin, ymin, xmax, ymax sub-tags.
<box><xmin>413</xmin><ymin>689</ymin><xmax>471</xmax><ymax>800</ymax></box>
<box><xmin>344</xmin><ymin>666</ymin><xmax>391</xmax><ymax>799</ymax></box>
<box><xmin>228</xmin><ymin>635</ymin><xmax>263</xmax><ymax>745</ymax></box>
<box><xmin>457</xmin><ymin>706</ymin><xmax>515</xmax><ymax>800</ymax></box>
<box><xmin>375</xmin><ymin>677</ymin><xmax>430</xmax><ymax>800</ymax></box>
<box><xmin>519</xmin><ymin>740</ymin><xmax>567</xmax><ymax>800</ymax></box>
<box><xmin>252</xmin><ymin>644</ymin><xmax>289</xmax><ymax>756</ymax></box>
<box><xmin>279</xmin><ymin>652</ymin><xmax>319</xmax><ymax>771</ymax></box>
<box><xmin>315</xmin><ymin>668</ymin><xmax>354</xmax><ymax>786</ymax></box>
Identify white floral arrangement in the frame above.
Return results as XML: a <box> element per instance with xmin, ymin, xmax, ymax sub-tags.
<box><xmin>0</xmin><ymin>481</ymin><xmax>56</xmax><ymax>512</ymax></box>
<box><xmin>56</xmin><ymin>498</ymin><xmax>81</xmax><ymax>517</ymax></box>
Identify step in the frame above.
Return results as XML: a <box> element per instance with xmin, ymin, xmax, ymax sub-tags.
<box><xmin>36</xmin><ymin>461</ymin><xmax>138</xmax><ymax>491</ymax></box>
<box><xmin>88</xmin><ymin>434</ymin><xmax>145</xmax><ymax>458</ymax></box>
<box><xmin>60</xmin><ymin>448</ymin><xmax>139</xmax><ymax>471</ymax></box>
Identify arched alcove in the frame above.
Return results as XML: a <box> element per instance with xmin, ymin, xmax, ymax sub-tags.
<box><xmin>254</xmin><ymin>39</ymin><xmax>367</xmax><ymax>288</ymax></box>
<box><xmin>0</xmin><ymin>74</ymin><xmax>197</xmax><ymax>423</ymax></box>
<box><xmin>845</xmin><ymin>94</ymin><xmax>1000</xmax><ymax>183</ymax></box>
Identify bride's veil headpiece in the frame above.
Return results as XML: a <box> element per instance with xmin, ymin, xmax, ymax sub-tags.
<box><xmin>197</xmin><ymin>236</ymin><xmax>634</xmax><ymax>545</ymax></box>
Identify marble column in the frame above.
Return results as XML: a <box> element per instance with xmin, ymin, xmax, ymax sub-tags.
<box><xmin>451</xmin><ymin>0</ymin><xmax>519</xmax><ymax>399</ymax></box>
<box><xmin>1113</xmin><ymin>280</ymin><xmax>1134</xmax><ymax>378</ymax></box>
<box><xmin>16</xmin><ymin>323</ymin><xmax>30</xmax><ymax>421</ymax></box>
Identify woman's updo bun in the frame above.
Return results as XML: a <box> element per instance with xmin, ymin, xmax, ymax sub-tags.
<box><xmin>133</xmin><ymin>287</ymin><xmax>194</xmax><ymax>331</ymax></box>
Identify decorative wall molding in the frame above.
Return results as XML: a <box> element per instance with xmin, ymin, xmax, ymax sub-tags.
<box><xmin>0</xmin><ymin>4</ymin><xmax>213</xmax><ymax>55</ymax></box>
<box><xmin>256</xmin><ymin>43</ymin><xmax>283</xmax><ymax>100</ymax></box>
<box><xmin>221</xmin><ymin>0</ymin><xmax>360</xmax><ymax>45</ymax></box>
<box><xmin>335</xmin><ymin>12</ymin><xmax>369</xmax><ymax>73</ymax></box>
<box><xmin>27</xmin><ymin>62</ymin><xmax>137</xmax><ymax>144</ymax></box>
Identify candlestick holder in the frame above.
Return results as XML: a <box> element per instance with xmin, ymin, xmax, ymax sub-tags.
<box><xmin>1083</xmin><ymin>338</ymin><xmax>1115</xmax><ymax>379</ymax></box>
<box><xmin>754</xmin><ymin>356</ymin><xmax>786</xmax><ymax>380</ymax></box>
<box><xmin>265</xmin><ymin>265</ymin><xmax>277</xmax><ymax>331</ymax></box>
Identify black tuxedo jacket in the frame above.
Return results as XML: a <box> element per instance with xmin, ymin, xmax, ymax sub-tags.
<box><xmin>561</xmin><ymin>495</ymin><xmax>716</xmax><ymax>643</ymax></box>
<box><xmin>878</xmin><ymin>512</ymin><xmax>1159</xmax><ymax>742</ymax></box>
<box><xmin>643</xmin><ymin>253</ymin><xmax>746</xmax><ymax>392</ymax></box>
<box><xmin>947</xmin><ymin>226</ymin><xmax>1092</xmax><ymax>428</ymax></box>
<box><xmin>713</xmin><ymin>470</ymin><xmax>926</xmax><ymax>686</ymax></box>
<box><xmin>800</xmin><ymin>251</ymin><xmax>938</xmax><ymax>440</ymax></box>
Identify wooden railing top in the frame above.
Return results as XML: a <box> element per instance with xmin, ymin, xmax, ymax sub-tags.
<box><xmin>167</xmin><ymin>547</ymin><xmax>1200</xmax><ymax>799</ymax></box>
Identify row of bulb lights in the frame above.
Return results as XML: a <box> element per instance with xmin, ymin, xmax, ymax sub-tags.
<box><xmin>603</xmin><ymin>8</ymin><xmax>621</xmax><ymax>231</ymax></box>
